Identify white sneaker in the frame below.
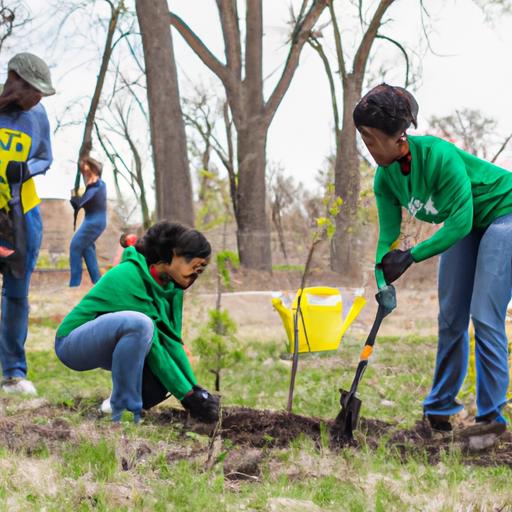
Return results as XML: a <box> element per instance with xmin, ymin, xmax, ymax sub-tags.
<box><xmin>1</xmin><ymin>378</ymin><xmax>37</xmax><ymax>396</ymax></box>
<box><xmin>100</xmin><ymin>395</ymin><xmax>112</xmax><ymax>414</ymax></box>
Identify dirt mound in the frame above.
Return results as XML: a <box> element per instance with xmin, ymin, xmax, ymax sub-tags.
<box><xmin>221</xmin><ymin>407</ymin><xmax>323</xmax><ymax>447</ymax></box>
<box><xmin>0</xmin><ymin>397</ymin><xmax>511</xmax><ymax>470</ymax></box>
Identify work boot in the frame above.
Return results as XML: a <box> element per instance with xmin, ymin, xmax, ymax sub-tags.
<box><xmin>460</xmin><ymin>414</ymin><xmax>506</xmax><ymax>450</ymax></box>
<box><xmin>181</xmin><ymin>385</ymin><xmax>220</xmax><ymax>423</ymax></box>
<box><xmin>424</xmin><ymin>413</ymin><xmax>452</xmax><ymax>432</ymax></box>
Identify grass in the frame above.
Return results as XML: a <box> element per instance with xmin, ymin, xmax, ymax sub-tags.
<box><xmin>0</xmin><ymin>323</ymin><xmax>510</xmax><ymax>510</ymax></box>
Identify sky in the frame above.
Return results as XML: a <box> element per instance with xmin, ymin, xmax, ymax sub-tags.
<box><xmin>11</xmin><ymin>0</ymin><xmax>512</xmax><ymax>208</ymax></box>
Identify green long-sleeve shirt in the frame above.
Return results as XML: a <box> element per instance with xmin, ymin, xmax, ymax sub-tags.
<box><xmin>374</xmin><ymin>135</ymin><xmax>512</xmax><ymax>288</ymax></box>
<box><xmin>56</xmin><ymin>246</ymin><xmax>197</xmax><ymax>399</ymax></box>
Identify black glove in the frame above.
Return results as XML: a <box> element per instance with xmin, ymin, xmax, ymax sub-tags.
<box><xmin>5</xmin><ymin>161</ymin><xmax>30</xmax><ymax>184</ymax></box>
<box><xmin>181</xmin><ymin>385</ymin><xmax>220</xmax><ymax>423</ymax></box>
<box><xmin>378</xmin><ymin>249</ymin><xmax>414</xmax><ymax>284</ymax></box>
<box><xmin>69</xmin><ymin>196</ymin><xmax>80</xmax><ymax>210</ymax></box>
<box><xmin>375</xmin><ymin>284</ymin><xmax>397</xmax><ymax>316</ymax></box>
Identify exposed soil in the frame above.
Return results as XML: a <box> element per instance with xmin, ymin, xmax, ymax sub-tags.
<box><xmin>1</xmin><ymin>398</ymin><xmax>511</xmax><ymax>473</ymax></box>
<box><xmin>143</xmin><ymin>405</ymin><xmax>512</xmax><ymax>468</ymax></box>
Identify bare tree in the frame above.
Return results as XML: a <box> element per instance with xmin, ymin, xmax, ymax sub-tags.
<box><xmin>0</xmin><ymin>1</ymin><xmax>30</xmax><ymax>55</ymax></box>
<box><xmin>76</xmin><ymin>0</ymin><xmax>126</xmax><ymax>193</ymax></box>
<box><xmin>428</xmin><ymin>109</ymin><xmax>512</xmax><ymax>163</ymax></box>
<box><xmin>136</xmin><ymin>0</ymin><xmax>194</xmax><ymax>227</ymax></box>
<box><xmin>307</xmin><ymin>0</ymin><xmax>404</xmax><ymax>278</ymax></box>
<box><xmin>95</xmin><ymin>97</ymin><xmax>152</xmax><ymax>228</ymax></box>
<box><xmin>169</xmin><ymin>0</ymin><xmax>328</xmax><ymax>271</ymax></box>
<box><xmin>267</xmin><ymin>164</ymin><xmax>303</xmax><ymax>264</ymax></box>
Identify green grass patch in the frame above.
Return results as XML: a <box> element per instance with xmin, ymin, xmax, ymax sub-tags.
<box><xmin>61</xmin><ymin>438</ymin><xmax>117</xmax><ymax>481</ymax></box>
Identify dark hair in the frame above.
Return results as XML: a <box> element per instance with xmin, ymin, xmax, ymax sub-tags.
<box><xmin>135</xmin><ymin>221</ymin><xmax>211</xmax><ymax>265</ymax></box>
<box><xmin>353</xmin><ymin>83</ymin><xmax>418</xmax><ymax>136</ymax></box>
<box><xmin>80</xmin><ymin>156</ymin><xmax>103</xmax><ymax>177</ymax></box>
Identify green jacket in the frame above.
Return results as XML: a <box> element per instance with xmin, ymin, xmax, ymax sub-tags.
<box><xmin>56</xmin><ymin>246</ymin><xmax>197</xmax><ymax>399</ymax></box>
<box><xmin>374</xmin><ymin>135</ymin><xmax>512</xmax><ymax>288</ymax></box>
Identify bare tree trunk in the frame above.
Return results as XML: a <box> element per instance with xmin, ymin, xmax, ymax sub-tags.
<box><xmin>136</xmin><ymin>0</ymin><xmax>194</xmax><ymax>226</ymax></box>
<box><xmin>331</xmin><ymin>77</ymin><xmax>362</xmax><ymax>276</ymax></box>
<box><xmin>235</xmin><ymin>123</ymin><xmax>270</xmax><ymax>269</ymax></box>
<box><xmin>272</xmin><ymin>208</ymin><xmax>288</xmax><ymax>262</ymax></box>
<box><xmin>170</xmin><ymin>0</ymin><xmax>327</xmax><ymax>270</ymax></box>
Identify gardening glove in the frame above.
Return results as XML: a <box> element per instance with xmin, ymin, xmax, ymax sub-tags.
<box><xmin>69</xmin><ymin>195</ymin><xmax>81</xmax><ymax>210</ymax></box>
<box><xmin>375</xmin><ymin>284</ymin><xmax>396</xmax><ymax>316</ymax></box>
<box><xmin>378</xmin><ymin>249</ymin><xmax>414</xmax><ymax>284</ymax></box>
<box><xmin>180</xmin><ymin>385</ymin><xmax>220</xmax><ymax>423</ymax></box>
<box><xmin>5</xmin><ymin>161</ymin><xmax>30</xmax><ymax>184</ymax></box>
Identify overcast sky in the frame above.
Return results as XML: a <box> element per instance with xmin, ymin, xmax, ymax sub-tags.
<box><xmin>15</xmin><ymin>1</ymin><xmax>512</xmax><ymax>205</ymax></box>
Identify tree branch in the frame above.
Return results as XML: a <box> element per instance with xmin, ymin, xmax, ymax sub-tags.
<box><xmin>375</xmin><ymin>34</ymin><xmax>410</xmax><ymax>86</ymax></box>
<box><xmin>216</xmin><ymin>0</ymin><xmax>241</xmax><ymax>79</ymax></box>
<box><xmin>353</xmin><ymin>0</ymin><xmax>394</xmax><ymax>78</ymax></box>
<box><xmin>264</xmin><ymin>0</ymin><xmax>328</xmax><ymax>125</ymax></box>
<box><xmin>308</xmin><ymin>35</ymin><xmax>340</xmax><ymax>137</ymax></box>
<box><xmin>328</xmin><ymin>1</ymin><xmax>347</xmax><ymax>80</ymax></box>
<box><xmin>169</xmin><ymin>12</ymin><xmax>229</xmax><ymax>85</ymax></box>
<box><xmin>491</xmin><ymin>132</ymin><xmax>512</xmax><ymax>163</ymax></box>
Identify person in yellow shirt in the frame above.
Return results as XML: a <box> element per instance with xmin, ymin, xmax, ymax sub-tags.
<box><xmin>0</xmin><ymin>53</ymin><xmax>55</xmax><ymax>396</ymax></box>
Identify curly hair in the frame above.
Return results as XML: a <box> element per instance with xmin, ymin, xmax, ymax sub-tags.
<box><xmin>135</xmin><ymin>221</ymin><xmax>211</xmax><ymax>265</ymax></box>
<box><xmin>353</xmin><ymin>83</ymin><xmax>419</xmax><ymax>136</ymax></box>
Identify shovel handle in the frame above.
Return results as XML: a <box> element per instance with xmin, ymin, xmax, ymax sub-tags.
<box><xmin>349</xmin><ymin>305</ymin><xmax>387</xmax><ymax>394</ymax></box>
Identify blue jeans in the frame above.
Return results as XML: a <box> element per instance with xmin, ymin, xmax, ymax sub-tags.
<box><xmin>69</xmin><ymin>212</ymin><xmax>106</xmax><ymax>286</ymax></box>
<box><xmin>423</xmin><ymin>212</ymin><xmax>512</xmax><ymax>422</ymax></box>
<box><xmin>0</xmin><ymin>206</ymin><xmax>42</xmax><ymax>379</ymax></box>
<box><xmin>55</xmin><ymin>311</ymin><xmax>154</xmax><ymax>421</ymax></box>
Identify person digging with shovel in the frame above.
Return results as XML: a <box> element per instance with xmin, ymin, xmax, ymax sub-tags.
<box><xmin>55</xmin><ymin>221</ymin><xmax>219</xmax><ymax>424</ymax></box>
<box><xmin>352</xmin><ymin>83</ymin><xmax>512</xmax><ymax>448</ymax></box>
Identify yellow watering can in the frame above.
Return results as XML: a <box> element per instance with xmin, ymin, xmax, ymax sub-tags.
<box><xmin>272</xmin><ymin>286</ymin><xmax>366</xmax><ymax>353</ymax></box>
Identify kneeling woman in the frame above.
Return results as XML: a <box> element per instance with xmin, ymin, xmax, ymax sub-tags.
<box><xmin>55</xmin><ymin>221</ymin><xmax>219</xmax><ymax>423</ymax></box>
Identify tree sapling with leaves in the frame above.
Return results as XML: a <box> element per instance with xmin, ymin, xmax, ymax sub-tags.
<box><xmin>193</xmin><ymin>251</ymin><xmax>242</xmax><ymax>393</ymax></box>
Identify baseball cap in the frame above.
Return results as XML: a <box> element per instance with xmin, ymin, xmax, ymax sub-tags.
<box><xmin>7</xmin><ymin>52</ymin><xmax>55</xmax><ymax>96</ymax></box>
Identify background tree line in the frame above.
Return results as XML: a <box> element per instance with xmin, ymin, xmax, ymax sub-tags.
<box><xmin>4</xmin><ymin>0</ymin><xmax>512</xmax><ymax>279</ymax></box>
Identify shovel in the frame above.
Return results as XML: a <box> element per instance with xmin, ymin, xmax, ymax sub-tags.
<box><xmin>331</xmin><ymin>304</ymin><xmax>387</xmax><ymax>443</ymax></box>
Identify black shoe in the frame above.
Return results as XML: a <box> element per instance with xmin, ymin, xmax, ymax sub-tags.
<box><xmin>460</xmin><ymin>416</ymin><xmax>507</xmax><ymax>438</ymax></box>
<box><xmin>181</xmin><ymin>386</ymin><xmax>220</xmax><ymax>423</ymax></box>
<box><xmin>425</xmin><ymin>413</ymin><xmax>452</xmax><ymax>432</ymax></box>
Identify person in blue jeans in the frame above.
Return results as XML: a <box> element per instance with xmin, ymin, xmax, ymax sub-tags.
<box><xmin>69</xmin><ymin>156</ymin><xmax>107</xmax><ymax>286</ymax></box>
<box><xmin>353</xmin><ymin>84</ymin><xmax>512</xmax><ymax>446</ymax></box>
<box><xmin>55</xmin><ymin>221</ymin><xmax>219</xmax><ymax>423</ymax></box>
<box><xmin>0</xmin><ymin>53</ymin><xmax>55</xmax><ymax>396</ymax></box>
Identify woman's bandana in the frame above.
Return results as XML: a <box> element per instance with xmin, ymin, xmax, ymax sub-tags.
<box><xmin>398</xmin><ymin>151</ymin><xmax>412</xmax><ymax>175</ymax></box>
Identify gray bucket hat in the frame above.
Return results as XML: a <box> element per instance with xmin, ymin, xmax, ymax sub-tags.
<box><xmin>7</xmin><ymin>52</ymin><xmax>55</xmax><ymax>96</ymax></box>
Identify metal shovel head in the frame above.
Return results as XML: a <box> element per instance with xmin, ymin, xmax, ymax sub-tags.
<box><xmin>331</xmin><ymin>389</ymin><xmax>362</xmax><ymax>443</ymax></box>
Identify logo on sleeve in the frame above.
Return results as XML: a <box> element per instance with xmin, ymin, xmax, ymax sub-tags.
<box><xmin>407</xmin><ymin>196</ymin><xmax>438</xmax><ymax>217</ymax></box>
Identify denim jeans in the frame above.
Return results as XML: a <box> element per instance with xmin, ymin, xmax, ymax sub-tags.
<box><xmin>69</xmin><ymin>212</ymin><xmax>106</xmax><ymax>286</ymax></box>
<box><xmin>0</xmin><ymin>206</ymin><xmax>42</xmax><ymax>379</ymax></box>
<box><xmin>55</xmin><ymin>311</ymin><xmax>154</xmax><ymax>421</ymax></box>
<box><xmin>423</xmin><ymin>212</ymin><xmax>512</xmax><ymax>422</ymax></box>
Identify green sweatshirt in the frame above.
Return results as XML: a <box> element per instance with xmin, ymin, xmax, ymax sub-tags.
<box><xmin>56</xmin><ymin>246</ymin><xmax>197</xmax><ymax>399</ymax></box>
<box><xmin>374</xmin><ymin>135</ymin><xmax>512</xmax><ymax>288</ymax></box>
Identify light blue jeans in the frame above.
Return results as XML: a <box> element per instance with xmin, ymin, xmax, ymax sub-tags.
<box><xmin>55</xmin><ymin>311</ymin><xmax>154</xmax><ymax>421</ymax></box>
<box><xmin>69</xmin><ymin>212</ymin><xmax>106</xmax><ymax>286</ymax></box>
<box><xmin>423</xmin><ymin>212</ymin><xmax>512</xmax><ymax>423</ymax></box>
<box><xmin>0</xmin><ymin>206</ymin><xmax>42</xmax><ymax>379</ymax></box>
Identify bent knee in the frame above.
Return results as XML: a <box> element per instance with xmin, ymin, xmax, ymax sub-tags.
<box><xmin>118</xmin><ymin>311</ymin><xmax>154</xmax><ymax>342</ymax></box>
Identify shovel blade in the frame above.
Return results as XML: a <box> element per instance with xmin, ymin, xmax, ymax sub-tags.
<box><xmin>330</xmin><ymin>389</ymin><xmax>362</xmax><ymax>443</ymax></box>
